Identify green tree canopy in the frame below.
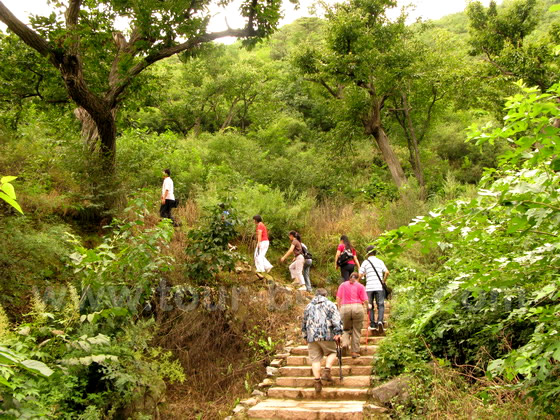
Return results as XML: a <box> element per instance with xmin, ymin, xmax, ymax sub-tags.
<box><xmin>0</xmin><ymin>0</ymin><xmax>295</xmax><ymax>171</ymax></box>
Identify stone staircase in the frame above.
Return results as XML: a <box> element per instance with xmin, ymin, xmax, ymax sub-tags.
<box><xmin>237</xmin><ymin>305</ymin><xmax>390</xmax><ymax>419</ymax></box>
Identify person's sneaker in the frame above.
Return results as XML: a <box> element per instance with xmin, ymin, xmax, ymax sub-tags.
<box><xmin>314</xmin><ymin>378</ymin><xmax>322</xmax><ymax>393</ymax></box>
<box><xmin>378</xmin><ymin>322</ymin><xmax>384</xmax><ymax>334</ymax></box>
<box><xmin>368</xmin><ymin>325</ymin><xmax>377</xmax><ymax>331</ymax></box>
<box><xmin>351</xmin><ymin>352</ymin><xmax>360</xmax><ymax>359</ymax></box>
<box><xmin>321</xmin><ymin>368</ymin><xmax>333</xmax><ymax>382</ymax></box>
<box><xmin>297</xmin><ymin>285</ymin><xmax>307</xmax><ymax>291</ymax></box>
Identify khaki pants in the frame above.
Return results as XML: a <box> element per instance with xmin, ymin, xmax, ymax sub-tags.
<box><xmin>340</xmin><ymin>303</ymin><xmax>364</xmax><ymax>353</ymax></box>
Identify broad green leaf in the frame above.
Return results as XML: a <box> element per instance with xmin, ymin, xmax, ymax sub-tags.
<box><xmin>0</xmin><ymin>176</ymin><xmax>17</xmax><ymax>184</ymax></box>
<box><xmin>0</xmin><ymin>182</ymin><xmax>16</xmax><ymax>199</ymax></box>
<box><xmin>0</xmin><ymin>349</ymin><xmax>20</xmax><ymax>364</ymax></box>
<box><xmin>549</xmin><ymin>4</ymin><xmax>560</xmax><ymax>12</ymax></box>
<box><xmin>0</xmin><ymin>191</ymin><xmax>23</xmax><ymax>214</ymax></box>
<box><xmin>0</xmin><ymin>375</ymin><xmax>14</xmax><ymax>389</ymax></box>
<box><xmin>20</xmin><ymin>359</ymin><xmax>54</xmax><ymax>377</ymax></box>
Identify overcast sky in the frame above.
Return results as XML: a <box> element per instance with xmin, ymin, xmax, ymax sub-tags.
<box><xmin>1</xmin><ymin>0</ymin><xmax>502</xmax><ymax>42</ymax></box>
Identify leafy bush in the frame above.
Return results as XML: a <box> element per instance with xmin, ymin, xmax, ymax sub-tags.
<box><xmin>0</xmin><ymin>218</ymin><xmax>72</xmax><ymax>318</ymax></box>
<box><xmin>0</xmin><ymin>199</ymin><xmax>185</xmax><ymax>418</ymax></box>
<box><xmin>375</xmin><ymin>82</ymin><xmax>560</xmax><ymax>414</ymax></box>
<box><xmin>184</xmin><ymin>202</ymin><xmax>242</xmax><ymax>284</ymax></box>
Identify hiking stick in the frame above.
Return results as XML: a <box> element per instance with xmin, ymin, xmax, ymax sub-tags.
<box><xmin>336</xmin><ymin>340</ymin><xmax>343</xmax><ymax>381</ymax></box>
<box><xmin>365</xmin><ymin>308</ymin><xmax>370</xmax><ymax>350</ymax></box>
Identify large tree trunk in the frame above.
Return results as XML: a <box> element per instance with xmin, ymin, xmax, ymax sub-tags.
<box><xmin>74</xmin><ymin>107</ymin><xmax>117</xmax><ymax>170</ymax></box>
<box><xmin>372</xmin><ymin>127</ymin><xmax>408</xmax><ymax>187</ymax></box>
<box><xmin>95</xmin><ymin>111</ymin><xmax>117</xmax><ymax>171</ymax></box>
<box><xmin>401</xmin><ymin>93</ymin><xmax>425</xmax><ymax>189</ymax></box>
<box><xmin>364</xmin><ymin>95</ymin><xmax>407</xmax><ymax>187</ymax></box>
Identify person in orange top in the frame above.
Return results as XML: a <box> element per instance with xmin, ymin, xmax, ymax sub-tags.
<box><xmin>253</xmin><ymin>215</ymin><xmax>273</xmax><ymax>275</ymax></box>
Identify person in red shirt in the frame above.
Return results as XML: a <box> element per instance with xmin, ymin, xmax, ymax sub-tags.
<box><xmin>336</xmin><ymin>272</ymin><xmax>368</xmax><ymax>358</ymax></box>
<box><xmin>253</xmin><ymin>215</ymin><xmax>273</xmax><ymax>275</ymax></box>
<box><xmin>334</xmin><ymin>235</ymin><xmax>361</xmax><ymax>282</ymax></box>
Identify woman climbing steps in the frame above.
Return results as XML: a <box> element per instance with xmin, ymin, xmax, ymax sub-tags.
<box><xmin>280</xmin><ymin>231</ymin><xmax>307</xmax><ymax>291</ymax></box>
<box><xmin>335</xmin><ymin>235</ymin><xmax>361</xmax><ymax>282</ymax></box>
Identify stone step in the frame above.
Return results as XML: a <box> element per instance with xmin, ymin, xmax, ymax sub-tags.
<box><xmin>360</xmin><ymin>336</ymin><xmax>384</xmax><ymax>344</ymax></box>
<box><xmin>280</xmin><ymin>365</ymin><xmax>371</xmax><ymax>377</ymax></box>
<box><xmin>247</xmin><ymin>399</ymin><xmax>366</xmax><ymax>419</ymax></box>
<box><xmin>276</xmin><ymin>375</ymin><xmax>371</xmax><ymax>388</ymax></box>
<box><xmin>286</xmin><ymin>355</ymin><xmax>374</xmax><ymax>366</ymax></box>
<box><xmin>267</xmin><ymin>386</ymin><xmax>369</xmax><ymax>401</ymax></box>
<box><xmin>290</xmin><ymin>345</ymin><xmax>378</xmax><ymax>356</ymax></box>
<box><xmin>360</xmin><ymin>329</ymin><xmax>386</xmax><ymax>337</ymax></box>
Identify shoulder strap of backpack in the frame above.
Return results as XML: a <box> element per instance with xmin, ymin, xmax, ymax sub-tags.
<box><xmin>367</xmin><ymin>259</ymin><xmax>383</xmax><ymax>283</ymax></box>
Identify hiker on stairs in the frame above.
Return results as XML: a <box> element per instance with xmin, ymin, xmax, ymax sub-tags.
<box><xmin>301</xmin><ymin>288</ymin><xmax>342</xmax><ymax>394</ymax></box>
<box><xmin>335</xmin><ymin>235</ymin><xmax>361</xmax><ymax>283</ymax></box>
<box><xmin>280</xmin><ymin>231</ymin><xmax>307</xmax><ymax>291</ymax></box>
<box><xmin>359</xmin><ymin>245</ymin><xmax>389</xmax><ymax>333</ymax></box>
<box><xmin>336</xmin><ymin>273</ymin><xmax>368</xmax><ymax>359</ymax></box>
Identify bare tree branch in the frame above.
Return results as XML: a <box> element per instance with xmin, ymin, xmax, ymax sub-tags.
<box><xmin>482</xmin><ymin>48</ymin><xmax>515</xmax><ymax>77</ymax></box>
<box><xmin>0</xmin><ymin>2</ymin><xmax>53</xmax><ymax>60</ymax></box>
<box><xmin>65</xmin><ymin>0</ymin><xmax>82</xmax><ymax>27</ymax></box>
<box><xmin>105</xmin><ymin>27</ymin><xmax>254</xmax><ymax>105</ymax></box>
<box><xmin>418</xmin><ymin>86</ymin><xmax>443</xmax><ymax>143</ymax></box>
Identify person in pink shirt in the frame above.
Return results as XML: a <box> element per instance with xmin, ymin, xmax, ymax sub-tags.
<box><xmin>336</xmin><ymin>272</ymin><xmax>368</xmax><ymax>358</ymax></box>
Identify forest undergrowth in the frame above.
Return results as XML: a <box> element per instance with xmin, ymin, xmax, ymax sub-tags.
<box><xmin>1</xmin><ymin>0</ymin><xmax>559</xmax><ymax>418</ymax></box>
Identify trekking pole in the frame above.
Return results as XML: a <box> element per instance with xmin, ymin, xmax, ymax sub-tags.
<box><xmin>365</xmin><ymin>308</ymin><xmax>370</xmax><ymax>350</ymax></box>
<box><xmin>336</xmin><ymin>339</ymin><xmax>343</xmax><ymax>381</ymax></box>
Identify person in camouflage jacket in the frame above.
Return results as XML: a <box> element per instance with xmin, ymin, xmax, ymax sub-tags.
<box><xmin>301</xmin><ymin>289</ymin><xmax>343</xmax><ymax>393</ymax></box>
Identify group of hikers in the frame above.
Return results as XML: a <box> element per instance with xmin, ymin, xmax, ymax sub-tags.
<box><xmin>300</xmin><ymin>248</ymin><xmax>389</xmax><ymax>394</ymax></box>
<box><xmin>253</xmin><ymin>216</ymin><xmax>390</xmax><ymax>393</ymax></box>
<box><xmin>160</xmin><ymin>172</ymin><xmax>389</xmax><ymax>394</ymax></box>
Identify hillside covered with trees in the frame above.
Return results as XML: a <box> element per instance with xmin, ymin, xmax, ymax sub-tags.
<box><xmin>0</xmin><ymin>0</ymin><xmax>559</xmax><ymax>418</ymax></box>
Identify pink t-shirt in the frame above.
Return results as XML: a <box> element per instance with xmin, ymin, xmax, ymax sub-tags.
<box><xmin>337</xmin><ymin>244</ymin><xmax>357</xmax><ymax>265</ymax></box>
<box><xmin>337</xmin><ymin>281</ymin><xmax>367</xmax><ymax>305</ymax></box>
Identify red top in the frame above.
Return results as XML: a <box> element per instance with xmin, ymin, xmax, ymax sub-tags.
<box><xmin>337</xmin><ymin>244</ymin><xmax>357</xmax><ymax>265</ymax></box>
<box><xmin>257</xmin><ymin>222</ymin><xmax>269</xmax><ymax>242</ymax></box>
<box><xmin>337</xmin><ymin>281</ymin><xmax>367</xmax><ymax>305</ymax></box>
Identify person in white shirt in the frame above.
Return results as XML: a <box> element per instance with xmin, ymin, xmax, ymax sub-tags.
<box><xmin>160</xmin><ymin>168</ymin><xmax>175</xmax><ymax>222</ymax></box>
<box><xmin>358</xmin><ymin>245</ymin><xmax>389</xmax><ymax>332</ymax></box>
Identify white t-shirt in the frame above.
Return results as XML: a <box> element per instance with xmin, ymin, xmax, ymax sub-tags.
<box><xmin>359</xmin><ymin>256</ymin><xmax>388</xmax><ymax>292</ymax></box>
<box><xmin>162</xmin><ymin>177</ymin><xmax>175</xmax><ymax>201</ymax></box>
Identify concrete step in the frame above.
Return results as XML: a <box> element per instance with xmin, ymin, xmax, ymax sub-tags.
<box><xmin>247</xmin><ymin>399</ymin><xmax>365</xmax><ymax>419</ymax></box>
<box><xmin>276</xmin><ymin>375</ymin><xmax>371</xmax><ymax>388</ymax></box>
<box><xmin>267</xmin><ymin>386</ymin><xmax>369</xmax><ymax>401</ymax></box>
<box><xmin>286</xmin><ymin>355</ymin><xmax>374</xmax><ymax>366</ymax></box>
<box><xmin>280</xmin><ymin>365</ymin><xmax>371</xmax><ymax>377</ymax></box>
<box><xmin>290</xmin><ymin>345</ymin><xmax>378</xmax><ymax>356</ymax></box>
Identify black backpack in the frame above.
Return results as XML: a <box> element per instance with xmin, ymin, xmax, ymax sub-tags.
<box><xmin>337</xmin><ymin>247</ymin><xmax>353</xmax><ymax>266</ymax></box>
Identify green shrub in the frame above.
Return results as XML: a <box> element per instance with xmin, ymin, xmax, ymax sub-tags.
<box><xmin>0</xmin><ymin>198</ymin><xmax>184</xmax><ymax>418</ymax></box>
<box><xmin>375</xmin><ymin>83</ymin><xmax>560</xmax><ymax>414</ymax></box>
<box><xmin>184</xmin><ymin>202</ymin><xmax>242</xmax><ymax>284</ymax></box>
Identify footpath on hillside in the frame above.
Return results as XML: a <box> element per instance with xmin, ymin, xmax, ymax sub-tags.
<box><xmin>227</xmin><ymin>285</ymin><xmax>402</xmax><ymax>419</ymax></box>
